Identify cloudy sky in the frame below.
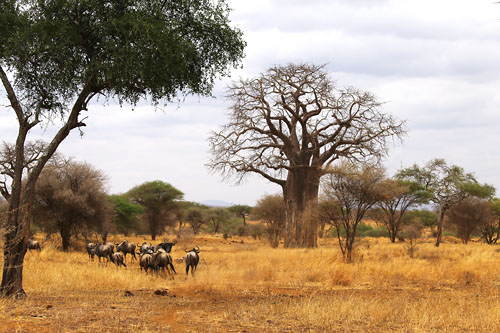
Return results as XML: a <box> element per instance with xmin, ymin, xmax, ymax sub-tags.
<box><xmin>2</xmin><ymin>0</ymin><xmax>500</xmax><ymax>205</ymax></box>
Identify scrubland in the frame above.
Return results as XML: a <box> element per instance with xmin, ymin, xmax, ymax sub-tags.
<box><xmin>1</xmin><ymin>234</ymin><xmax>500</xmax><ymax>332</ymax></box>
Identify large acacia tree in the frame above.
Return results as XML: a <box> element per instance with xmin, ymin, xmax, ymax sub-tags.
<box><xmin>0</xmin><ymin>0</ymin><xmax>244</xmax><ymax>298</ymax></box>
<box><xmin>208</xmin><ymin>63</ymin><xmax>405</xmax><ymax>248</ymax></box>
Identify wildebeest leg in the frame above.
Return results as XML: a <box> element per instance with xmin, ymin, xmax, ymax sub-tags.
<box><xmin>169</xmin><ymin>263</ymin><xmax>177</xmax><ymax>274</ymax></box>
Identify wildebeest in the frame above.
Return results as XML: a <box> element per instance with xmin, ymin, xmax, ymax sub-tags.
<box><xmin>139</xmin><ymin>242</ymin><xmax>153</xmax><ymax>255</ymax></box>
<box><xmin>139</xmin><ymin>251</ymin><xmax>155</xmax><ymax>273</ymax></box>
<box><xmin>116</xmin><ymin>240</ymin><xmax>137</xmax><ymax>262</ymax></box>
<box><xmin>157</xmin><ymin>240</ymin><xmax>177</xmax><ymax>253</ymax></box>
<box><xmin>27</xmin><ymin>239</ymin><xmax>41</xmax><ymax>252</ymax></box>
<box><xmin>86</xmin><ymin>242</ymin><xmax>97</xmax><ymax>261</ymax></box>
<box><xmin>153</xmin><ymin>249</ymin><xmax>176</xmax><ymax>278</ymax></box>
<box><xmin>93</xmin><ymin>243</ymin><xmax>114</xmax><ymax>263</ymax></box>
<box><xmin>185</xmin><ymin>247</ymin><xmax>200</xmax><ymax>276</ymax></box>
<box><xmin>110</xmin><ymin>252</ymin><xmax>127</xmax><ymax>268</ymax></box>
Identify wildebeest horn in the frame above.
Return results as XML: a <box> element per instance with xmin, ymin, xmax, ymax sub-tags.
<box><xmin>195</xmin><ymin>246</ymin><xmax>200</xmax><ymax>252</ymax></box>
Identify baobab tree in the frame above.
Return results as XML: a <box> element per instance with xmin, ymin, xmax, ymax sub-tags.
<box><xmin>0</xmin><ymin>0</ymin><xmax>244</xmax><ymax>298</ymax></box>
<box><xmin>208</xmin><ymin>63</ymin><xmax>405</xmax><ymax>247</ymax></box>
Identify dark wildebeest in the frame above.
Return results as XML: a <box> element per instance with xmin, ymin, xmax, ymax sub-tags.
<box><xmin>93</xmin><ymin>243</ymin><xmax>114</xmax><ymax>263</ymax></box>
<box><xmin>27</xmin><ymin>239</ymin><xmax>41</xmax><ymax>252</ymax></box>
<box><xmin>110</xmin><ymin>252</ymin><xmax>127</xmax><ymax>268</ymax></box>
<box><xmin>139</xmin><ymin>251</ymin><xmax>156</xmax><ymax>273</ymax></box>
<box><xmin>86</xmin><ymin>242</ymin><xmax>97</xmax><ymax>261</ymax></box>
<box><xmin>116</xmin><ymin>240</ymin><xmax>137</xmax><ymax>263</ymax></box>
<box><xmin>185</xmin><ymin>247</ymin><xmax>200</xmax><ymax>276</ymax></box>
<box><xmin>157</xmin><ymin>240</ymin><xmax>177</xmax><ymax>253</ymax></box>
<box><xmin>153</xmin><ymin>249</ymin><xmax>176</xmax><ymax>278</ymax></box>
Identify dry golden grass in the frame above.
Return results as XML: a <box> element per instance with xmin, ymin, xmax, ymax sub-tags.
<box><xmin>1</xmin><ymin>234</ymin><xmax>500</xmax><ymax>332</ymax></box>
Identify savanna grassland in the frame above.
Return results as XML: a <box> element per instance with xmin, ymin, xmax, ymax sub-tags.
<box><xmin>2</xmin><ymin>234</ymin><xmax>500</xmax><ymax>332</ymax></box>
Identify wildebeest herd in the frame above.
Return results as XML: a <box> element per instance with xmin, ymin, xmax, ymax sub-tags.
<box><xmin>84</xmin><ymin>239</ymin><xmax>200</xmax><ymax>277</ymax></box>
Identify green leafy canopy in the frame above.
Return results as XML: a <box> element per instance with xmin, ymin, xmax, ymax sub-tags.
<box><xmin>1</xmin><ymin>0</ymin><xmax>246</xmax><ymax>112</ymax></box>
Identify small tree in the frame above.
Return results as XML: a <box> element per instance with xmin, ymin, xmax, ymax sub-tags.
<box><xmin>398</xmin><ymin>159</ymin><xmax>495</xmax><ymax>247</ymax></box>
<box><xmin>126</xmin><ymin>181</ymin><xmax>183</xmax><ymax>240</ymax></box>
<box><xmin>108</xmin><ymin>195</ymin><xmax>144</xmax><ymax>236</ymax></box>
<box><xmin>185</xmin><ymin>207</ymin><xmax>206</xmax><ymax>235</ymax></box>
<box><xmin>207</xmin><ymin>208</ymin><xmax>231</xmax><ymax>234</ymax></box>
<box><xmin>375</xmin><ymin>178</ymin><xmax>431</xmax><ymax>243</ymax></box>
<box><xmin>321</xmin><ymin>163</ymin><xmax>385</xmax><ymax>262</ymax></box>
<box><xmin>228</xmin><ymin>205</ymin><xmax>252</xmax><ymax>226</ymax></box>
<box><xmin>401</xmin><ymin>220</ymin><xmax>424</xmax><ymax>258</ymax></box>
<box><xmin>253</xmin><ymin>194</ymin><xmax>286</xmax><ymax>248</ymax></box>
<box><xmin>33</xmin><ymin>161</ymin><xmax>111</xmax><ymax>251</ymax></box>
<box><xmin>480</xmin><ymin>198</ymin><xmax>500</xmax><ymax>244</ymax></box>
<box><xmin>447</xmin><ymin>197</ymin><xmax>492</xmax><ymax>244</ymax></box>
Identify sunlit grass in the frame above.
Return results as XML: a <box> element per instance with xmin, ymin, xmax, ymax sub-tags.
<box><xmin>2</xmin><ymin>233</ymin><xmax>500</xmax><ymax>331</ymax></box>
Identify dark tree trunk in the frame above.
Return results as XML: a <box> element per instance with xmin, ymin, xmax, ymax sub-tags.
<box><xmin>435</xmin><ymin>206</ymin><xmax>446</xmax><ymax>247</ymax></box>
<box><xmin>0</xmin><ymin>67</ymin><xmax>90</xmax><ymax>298</ymax></box>
<box><xmin>283</xmin><ymin>168</ymin><xmax>320</xmax><ymax>248</ymax></box>
<box><xmin>60</xmin><ymin>226</ymin><xmax>72</xmax><ymax>252</ymax></box>
<box><xmin>1</xmin><ymin>207</ymin><xmax>29</xmax><ymax>298</ymax></box>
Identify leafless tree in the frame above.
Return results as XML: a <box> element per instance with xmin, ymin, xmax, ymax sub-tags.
<box><xmin>321</xmin><ymin>163</ymin><xmax>385</xmax><ymax>262</ymax></box>
<box><xmin>0</xmin><ymin>141</ymin><xmax>67</xmax><ymax>201</ymax></box>
<box><xmin>253</xmin><ymin>194</ymin><xmax>286</xmax><ymax>248</ymax></box>
<box><xmin>208</xmin><ymin>63</ymin><xmax>405</xmax><ymax>248</ymax></box>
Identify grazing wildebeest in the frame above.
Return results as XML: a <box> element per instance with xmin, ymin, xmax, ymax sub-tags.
<box><xmin>86</xmin><ymin>242</ymin><xmax>97</xmax><ymax>261</ymax></box>
<box><xmin>27</xmin><ymin>239</ymin><xmax>41</xmax><ymax>252</ymax></box>
<box><xmin>116</xmin><ymin>240</ymin><xmax>137</xmax><ymax>263</ymax></box>
<box><xmin>185</xmin><ymin>247</ymin><xmax>200</xmax><ymax>276</ymax></box>
<box><xmin>110</xmin><ymin>252</ymin><xmax>127</xmax><ymax>268</ymax></box>
<box><xmin>157</xmin><ymin>240</ymin><xmax>177</xmax><ymax>253</ymax></box>
<box><xmin>93</xmin><ymin>243</ymin><xmax>114</xmax><ymax>263</ymax></box>
<box><xmin>139</xmin><ymin>251</ymin><xmax>155</xmax><ymax>273</ymax></box>
<box><xmin>153</xmin><ymin>249</ymin><xmax>176</xmax><ymax>278</ymax></box>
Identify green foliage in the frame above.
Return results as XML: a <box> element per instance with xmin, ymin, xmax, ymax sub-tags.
<box><xmin>228</xmin><ymin>204</ymin><xmax>252</xmax><ymax>223</ymax></box>
<box><xmin>490</xmin><ymin>198</ymin><xmax>500</xmax><ymax>217</ymax></box>
<box><xmin>126</xmin><ymin>181</ymin><xmax>183</xmax><ymax>207</ymax></box>
<box><xmin>1</xmin><ymin>0</ymin><xmax>245</xmax><ymax>110</ymax></box>
<box><xmin>108</xmin><ymin>194</ymin><xmax>144</xmax><ymax>234</ymax></box>
<box><xmin>126</xmin><ymin>180</ymin><xmax>183</xmax><ymax>239</ymax></box>
<box><xmin>206</xmin><ymin>207</ymin><xmax>232</xmax><ymax>234</ymax></box>
<box><xmin>403</xmin><ymin>209</ymin><xmax>438</xmax><ymax>229</ymax></box>
<box><xmin>354</xmin><ymin>223</ymin><xmax>390</xmax><ymax>238</ymax></box>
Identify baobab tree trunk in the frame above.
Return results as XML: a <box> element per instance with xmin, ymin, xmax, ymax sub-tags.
<box><xmin>283</xmin><ymin>168</ymin><xmax>320</xmax><ymax>248</ymax></box>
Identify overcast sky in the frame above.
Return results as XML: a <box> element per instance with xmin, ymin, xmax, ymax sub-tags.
<box><xmin>2</xmin><ymin>0</ymin><xmax>500</xmax><ymax>206</ymax></box>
